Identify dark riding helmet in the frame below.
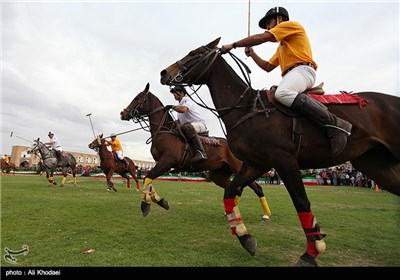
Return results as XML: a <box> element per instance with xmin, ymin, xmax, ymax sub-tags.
<box><xmin>48</xmin><ymin>131</ymin><xmax>54</xmax><ymax>136</ymax></box>
<box><xmin>258</xmin><ymin>6</ymin><xmax>289</xmax><ymax>29</ymax></box>
<box><xmin>170</xmin><ymin>85</ymin><xmax>187</xmax><ymax>95</ymax></box>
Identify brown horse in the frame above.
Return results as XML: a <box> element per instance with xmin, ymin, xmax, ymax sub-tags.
<box><xmin>160</xmin><ymin>37</ymin><xmax>400</xmax><ymax>266</ymax></box>
<box><xmin>120</xmin><ymin>83</ymin><xmax>271</xmax><ymax>220</ymax></box>
<box><xmin>88</xmin><ymin>135</ymin><xmax>140</xmax><ymax>192</ymax></box>
<box><xmin>1</xmin><ymin>159</ymin><xmax>17</xmax><ymax>174</ymax></box>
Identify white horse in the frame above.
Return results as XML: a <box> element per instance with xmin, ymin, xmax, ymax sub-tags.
<box><xmin>27</xmin><ymin>138</ymin><xmax>77</xmax><ymax>187</ymax></box>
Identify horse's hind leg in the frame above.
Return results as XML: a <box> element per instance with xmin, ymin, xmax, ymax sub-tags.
<box><xmin>72</xmin><ymin>165</ymin><xmax>77</xmax><ymax>186</ymax></box>
<box><xmin>247</xmin><ymin>181</ymin><xmax>271</xmax><ymax>221</ymax></box>
<box><xmin>60</xmin><ymin>169</ymin><xmax>68</xmax><ymax>187</ymax></box>
<box><xmin>274</xmin><ymin>157</ymin><xmax>326</xmax><ymax>267</ymax></box>
<box><xmin>121</xmin><ymin>173</ymin><xmax>132</xmax><ymax>189</ymax></box>
<box><xmin>132</xmin><ymin>173</ymin><xmax>141</xmax><ymax>191</ymax></box>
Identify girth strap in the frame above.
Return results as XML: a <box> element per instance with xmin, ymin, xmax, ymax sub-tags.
<box><xmin>292</xmin><ymin>118</ymin><xmax>303</xmax><ymax>157</ymax></box>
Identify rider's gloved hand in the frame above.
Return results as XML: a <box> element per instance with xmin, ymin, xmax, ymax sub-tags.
<box><xmin>164</xmin><ymin>105</ymin><xmax>174</xmax><ymax>110</ymax></box>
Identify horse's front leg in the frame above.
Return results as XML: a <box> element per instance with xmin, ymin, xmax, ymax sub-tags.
<box><xmin>223</xmin><ymin>164</ymin><xmax>263</xmax><ymax>256</ymax></box>
<box><xmin>46</xmin><ymin>171</ymin><xmax>55</xmax><ymax>187</ymax></box>
<box><xmin>275</xmin><ymin>158</ymin><xmax>326</xmax><ymax>267</ymax></box>
<box><xmin>140</xmin><ymin>161</ymin><xmax>173</xmax><ymax>217</ymax></box>
<box><xmin>106</xmin><ymin>170</ymin><xmax>117</xmax><ymax>192</ymax></box>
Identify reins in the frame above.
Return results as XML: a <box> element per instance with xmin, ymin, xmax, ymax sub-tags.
<box><xmin>126</xmin><ymin>92</ymin><xmax>176</xmax><ymax>145</ymax></box>
<box><xmin>171</xmin><ymin>46</ymin><xmax>266</xmax><ymax>137</ymax></box>
<box><xmin>30</xmin><ymin>140</ymin><xmax>55</xmax><ymax>170</ymax></box>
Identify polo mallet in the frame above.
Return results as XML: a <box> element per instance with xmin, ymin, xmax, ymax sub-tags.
<box><xmin>103</xmin><ymin>127</ymin><xmax>143</xmax><ymax>139</ymax></box>
<box><xmin>86</xmin><ymin>113</ymin><xmax>96</xmax><ymax>138</ymax></box>
<box><xmin>247</xmin><ymin>0</ymin><xmax>251</xmax><ymax>36</ymax></box>
<box><xmin>244</xmin><ymin>0</ymin><xmax>251</xmax><ymax>59</ymax></box>
<box><xmin>10</xmin><ymin>132</ymin><xmax>32</xmax><ymax>143</ymax></box>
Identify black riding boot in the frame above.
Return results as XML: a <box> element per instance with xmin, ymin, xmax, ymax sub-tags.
<box><xmin>181</xmin><ymin>122</ymin><xmax>208</xmax><ymax>162</ymax></box>
<box><xmin>291</xmin><ymin>93</ymin><xmax>352</xmax><ymax>157</ymax></box>
<box><xmin>123</xmin><ymin>158</ymin><xmax>129</xmax><ymax>170</ymax></box>
<box><xmin>191</xmin><ymin>134</ymin><xmax>208</xmax><ymax>162</ymax></box>
<box><xmin>55</xmin><ymin>150</ymin><xmax>62</xmax><ymax>162</ymax></box>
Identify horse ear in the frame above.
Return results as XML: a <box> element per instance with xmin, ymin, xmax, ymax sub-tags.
<box><xmin>207</xmin><ymin>37</ymin><xmax>221</xmax><ymax>49</ymax></box>
<box><xmin>145</xmin><ymin>83</ymin><xmax>150</xmax><ymax>93</ymax></box>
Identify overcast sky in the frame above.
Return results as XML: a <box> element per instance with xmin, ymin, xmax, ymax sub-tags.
<box><xmin>2</xmin><ymin>0</ymin><xmax>399</xmax><ymax>162</ymax></box>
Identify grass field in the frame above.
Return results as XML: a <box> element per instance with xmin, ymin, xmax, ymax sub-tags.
<box><xmin>1</xmin><ymin>174</ymin><xmax>399</xmax><ymax>268</ymax></box>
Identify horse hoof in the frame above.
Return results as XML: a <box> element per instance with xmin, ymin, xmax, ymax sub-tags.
<box><xmin>53</xmin><ymin>182</ymin><xmax>57</xmax><ymax>185</ymax></box>
<box><xmin>60</xmin><ymin>185</ymin><xmax>64</xmax><ymax>188</ymax></box>
<box><xmin>262</xmin><ymin>215</ymin><xmax>270</xmax><ymax>222</ymax></box>
<box><xmin>141</xmin><ymin>202</ymin><xmax>151</xmax><ymax>217</ymax></box>
<box><xmin>293</xmin><ymin>252</ymin><xmax>318</xmax><ymax>267</ymax></box>
<box><xmin>157</xmin><ymin>198</ymin><xmax>169</xmax><ymax>210</ymax></box>
<box><xmin>237</xmin><ymin>234</ymin><xmax>257</xmax><ymax>256</ymax></box>
<box><xmin>112</xmin><ymin>186</ymin><xmax>117</xmax><ymax>192</ymax></box>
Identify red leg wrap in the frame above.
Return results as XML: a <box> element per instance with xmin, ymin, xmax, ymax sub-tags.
<box><xmin>224</xmin><ymin>198</ymin><xmax>235</xmax><ymax>214</ymax></box>
<box><xmin>298</xmin><ymin>211</ymin><xmax>319</xmax><ymax>258</ymax></box>
<box><xmin>224</xmin><ymin>198</ymin><xmax>236</xmax><ymax>235</ymax></box>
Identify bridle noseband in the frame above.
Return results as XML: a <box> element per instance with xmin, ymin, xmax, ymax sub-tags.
<box><xmin>171</xmin><ymin>47</ymin><xmax>220</xmax><ymax>86</ymax></box>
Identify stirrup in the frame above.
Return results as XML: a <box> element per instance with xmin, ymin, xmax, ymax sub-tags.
<box><xmin>326</xmin><ymin>124</ymin><xmax>351</xmax><ymax>136</ymax></box>
<box><xmin>191</xmin><ymin>151</ymin><xmax>207</xmax><ymax>162</ymax></box>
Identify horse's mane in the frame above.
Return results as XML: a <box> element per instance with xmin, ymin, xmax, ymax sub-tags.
<box><xmin>217</xmin><ymin>52</ymin><xmax>251</xmax><ymax>91</ymax></box>
<box><xmin>148</xmin><ymin>91</ymin><xmax>176</xmax><ymax>126</ymax></box>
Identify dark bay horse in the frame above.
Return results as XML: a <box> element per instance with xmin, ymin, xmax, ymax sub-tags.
<box><xmin>88</xmin><ymin>135</ymin><xmax>140</xmax><ymax>192</ymax></box>
<box><xmin>27</xmin><ymin>138</ymin><xmax>77</xmax><ymax>187</ymax></box>
<box><xmin>120</xmin><ymin>83</ymin><xmax>272</xmax><ymax>220</ymax></box>
<box><xmin>160</xmin><ymin>37</ymin><xmax>400</xmax><ymax>266</ymax></box>
<box><xmin>1</xmin><ymin>159</ymin><xmax>17</xmax><ymax>175</ymax></box>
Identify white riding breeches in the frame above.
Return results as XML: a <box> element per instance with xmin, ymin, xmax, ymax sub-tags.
<box><xmin>275</xmin><ymin>65</ymin><xmax>316</xmax><ymax>107</ymax></box>
<box><xmin>191</xmin><ymin>122</ymin><xmax>208</xmax><ymax>134</ymax></box>
<box><xmin>115</xmin><ymin>150</ymin><xmax>124</xmax><ymax>161</ymax></box>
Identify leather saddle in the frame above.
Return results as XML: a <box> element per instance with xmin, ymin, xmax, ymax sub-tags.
<box><xmin>267</xmin><ymin>82</ymin><xmax>325</xmax><ymax>117</ymax></box>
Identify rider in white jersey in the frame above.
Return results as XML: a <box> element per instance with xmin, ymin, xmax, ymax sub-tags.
<box><xmin>167</xmin><ymin>85</ymin><xmax>208</xmax><ymax>162</ymax></box>
<box><xmin>45</xmin><ymin>132</ymin><xmax>63</xmax><ymax>161</ymax></box>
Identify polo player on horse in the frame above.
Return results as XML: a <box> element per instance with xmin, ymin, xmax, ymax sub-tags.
<box><xmin>45</xmin><ymin>131</ymin><xmax>63</xmax><ymax>162</ymax></box>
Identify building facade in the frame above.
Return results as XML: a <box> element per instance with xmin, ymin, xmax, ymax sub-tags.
<box><xmin>9</xmin><ymin>145</ymin><xmax>156</xmax><ymax>171</ymax></box>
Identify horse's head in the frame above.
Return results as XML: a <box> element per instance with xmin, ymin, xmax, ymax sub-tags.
<box><xmin>120</xmin><ymin>83</ymin><xmax>155</xmax><ymax>121</ymax></box>
<box><xmin>27</xmin><ymin>138</ymin><xmax>40</xmax><ymax>154</ymax></box>
<box><xmin>88</xmin><ymin>134</ymin><xmax>103</xmax><ymax>150</ymax></box>
<box><xmin>160</xmin><ymin>37</ymin><xmax>221</xmax><ymax>87</ymax></box>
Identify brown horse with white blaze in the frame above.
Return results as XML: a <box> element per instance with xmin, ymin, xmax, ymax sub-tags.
<box><xmin>88</xmin><ymin>135</ymin><xmax>140</xmax><ymax>192</ymax></box>
<box><xmin>160</xmin><ymin>37</ymin><xmax>400</xmax><ymax>266</ymax></box>
<box><xmin>120</xmin><ymin>83</ymin><xmax>272</xmax><ymax>220</ymax></box>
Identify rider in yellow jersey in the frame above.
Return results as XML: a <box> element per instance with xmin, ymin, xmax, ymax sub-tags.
<box><xmin>221</xmin><ymin>6</ymin><xmax>352</xmax><ymax>157</ymax></box>
<box><xmin>106</xmin><ymin>133</ymin><xmax>129</xmax><ymax>170</ymax></box>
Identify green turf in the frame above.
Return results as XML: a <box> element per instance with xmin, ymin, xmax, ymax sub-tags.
<box><xmin>1</xmin><ymin>175</ymin><xmax>399</xmax><ymax>267</ymax></box>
